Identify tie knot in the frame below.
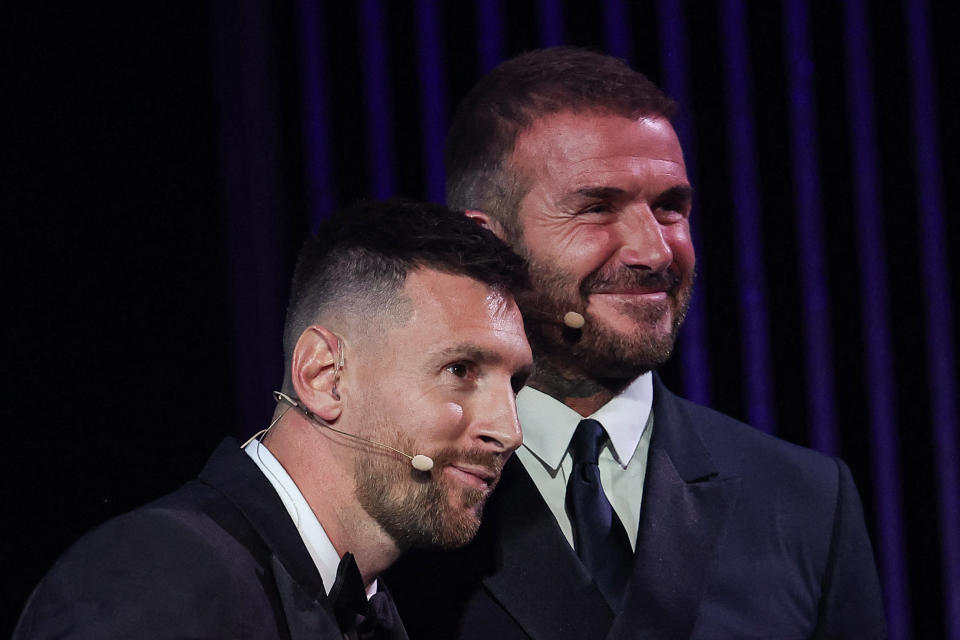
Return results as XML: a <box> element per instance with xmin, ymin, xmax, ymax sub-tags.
<box><xmin>569</xmin><ymin>419</ymin><xmax>608</xmax><ymax>466</ymax></box>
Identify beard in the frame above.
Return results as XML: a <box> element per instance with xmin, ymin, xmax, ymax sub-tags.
<box><xmin>519</xmin><ymin>257</ymin><xmax>694</xmax><ymax>382</ymax></box>
<box><xmin>353</xmin><ymin>435</ymin><xmax>503</xmax><ymax>550</ymax></box>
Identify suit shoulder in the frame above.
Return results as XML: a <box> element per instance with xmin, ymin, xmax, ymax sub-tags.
<box><xmin>659</xmin><ymin>393</ymin><xmax>854</xmax><ymax>529</ymax></box>
<box><xmin>669</xmin><ymin>394</ymin><xmax>839</xmax><ymax>482</ymax></box>
<box><xmin>16</xmin><ymin>480</ymin><xmax>268</xmax><ymax>638</ymax></box>
<box><xmin>57</xmin><ymin>478</ymin><xmax>265</xmax><ymax>580</ymax></box>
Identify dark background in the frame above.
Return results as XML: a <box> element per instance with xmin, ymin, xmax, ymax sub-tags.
<box><xmin>3</xmin><ymin>2</ymin><xmax>958</xmax><ymax>638</ymax></box>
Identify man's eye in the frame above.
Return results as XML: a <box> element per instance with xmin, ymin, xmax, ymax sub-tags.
<box><xmin>655</xmin><ymin>206</ymin><xmax>687</xmax><ymax>223</ymax></box>
<box><xmin>581</xmin><ymin>202</ymin><xmax>612</xmax><ymax>214</ymax></box>
<box><xmin>446</xmin><ymin>363</ymin><xmax>469</xmax><ymax>378</ymax></box>
<box><xmin>653</xmin><ymin>197</ymin><xmax>690</xmax><ymax>220</ymax></box>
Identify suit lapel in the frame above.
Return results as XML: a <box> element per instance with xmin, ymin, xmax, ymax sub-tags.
<box><xmin>608</xmin><ymin>379</ymin><xmax>741</xmax><ymax>639</ymax></box>
<box><xmin>481</xmin><ymin>456</ymin><xmax>614</xmax><ymax>640</ymax></box>
<box><xmin>199</xmin><ymin>439</ymin><xmax>341</xmax><ymax>638</ymax></box>
<box><xmin>271</xmin><ymin>556</ymin><xmax>343</xmax><ymax>639</ymax></box>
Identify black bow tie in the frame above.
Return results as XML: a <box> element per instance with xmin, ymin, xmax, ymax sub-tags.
<box><xmin>328</xmin><ymin>553</ymin><xmax>407</xmax><ymax>640</ymax></box>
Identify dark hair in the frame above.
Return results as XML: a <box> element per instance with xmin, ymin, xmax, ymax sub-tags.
<box><xmin>445</xmin><ymin>46</ymin><xmax>676</xmax><ymax>234</ymax></box>
<box><xmin>281</xmin><ymin>199</ymin><xmax>529</xmax><ymax>388</ymax></box>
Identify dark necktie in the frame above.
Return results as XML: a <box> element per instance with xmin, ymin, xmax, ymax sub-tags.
<box><xmin>564</xmin><ymin>418</ymin><xmax>633</xmax><ymax>610</ymax></box>
<box><xmin>329</xmin><ymin>553</ymin><xmax>408</xmax><ymax>640</ymax></box>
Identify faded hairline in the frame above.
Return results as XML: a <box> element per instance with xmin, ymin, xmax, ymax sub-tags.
<box><xmin>447</xmin><ymin>155</ymin><xmax>529</xmax><ymax>244</ymax></box>
<box><xmin>279</xmin><ymin>280</ymin><xmax>413</xmax><ymax>396</ymax></box>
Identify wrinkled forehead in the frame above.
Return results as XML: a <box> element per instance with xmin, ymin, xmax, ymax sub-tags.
<box><xmin>509</xmin><ymin>112</ymin><xmax>687</xmax><ymax>197</ymax></box>
<box><xmin>514</xmin><ymin>111</ymin><xmax>682</xmax><ymax>162</ymax></box>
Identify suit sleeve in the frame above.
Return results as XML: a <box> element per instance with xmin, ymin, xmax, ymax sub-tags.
<box><xmin>812</xmin><ymin>459</ymin><xmax>888</xmax><ymax>639</ymax></box>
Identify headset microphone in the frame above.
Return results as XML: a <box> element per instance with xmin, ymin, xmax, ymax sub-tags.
<box><xmin>563</xmin><ymin>311</ymin><xmax>586</xmax><ymax>329</ymax></box>
<box><xmin>271</xmin><ymin>391</ymin><xmax>435</xmax><ymax>472</ymax></box>
<box><xmin>526</xmin><ymin>310</ymin><xmax>587</xmax><ymax>329</ymax></box>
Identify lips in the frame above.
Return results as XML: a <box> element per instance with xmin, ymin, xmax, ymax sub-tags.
<box><xmin>582</xmin><ymin>269</ymin><xmax>681</xmax><ymax>298</ymax></box>
<box><xmin>445</xmin><ymin>463</ymin><xmax>499</xmax><ymax>491</ymax></box>
<box><xmin>591</xmin><ymin>287</ymin><xmax>669</xmax><ymax>296</ymax></box>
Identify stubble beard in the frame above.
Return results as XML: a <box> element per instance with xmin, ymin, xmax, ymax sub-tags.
<box><xmin>519</xmin><ymin>257</ymin><xmax>694</xmax><ymax>389</ymax></box>
<box><xmin>353</xmin><ymin>432</ymin><xmax>503</xmax><ymax>550</ymax></box>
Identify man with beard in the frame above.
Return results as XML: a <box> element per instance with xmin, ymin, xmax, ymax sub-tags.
<box><xmin>386</xmin><ymin>47</ymin><xmax>886</xmax><ymax>639</ymax></box>
<box><xmin>14</xmin><ymin>200</ymin><xmax>534</xmax><ymax>640</ymax></box>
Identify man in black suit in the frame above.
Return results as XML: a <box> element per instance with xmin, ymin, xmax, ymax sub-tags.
<box><xmin>14</xmin><ymin>200</ymin><xmax>534</xmax><ymax>639</ymax></box>
<box><xmin>387</xmin><ymin>47</ymin><xmax>887</xmax><ymax>639</ymax></box>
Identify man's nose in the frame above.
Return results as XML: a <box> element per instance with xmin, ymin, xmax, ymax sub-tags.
<box><xmin>471</xmin><ymin>389</ymin><xmax>523</xmax><ymax>454</ymax></box>
<box><xmin>617</xmin><ymin>205</ymin><xmax>673</xmax><ymax>272</ymax></box>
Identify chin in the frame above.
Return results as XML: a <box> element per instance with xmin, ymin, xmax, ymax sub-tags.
<box><xmin>574</xmin><ymin>323</ymin><xmax>677</xmax><ymax>378</ymax></box>
<box><xmin>596</xmin><ymin>312</ymin><xmax>675</xmax><ymax>345</ymax></box>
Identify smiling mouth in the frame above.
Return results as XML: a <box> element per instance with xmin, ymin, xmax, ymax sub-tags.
<box><xmin>445</xmin><ymin>464</ymin><xmax>498</xmax><ymax>491</ymax></box>
<box><xmin>592</xmin><ymin>289</ymin><xmax>668</xmax><ymax>297</ymax></box>
<box><xmin>589</xmin><ymin>289</ymin><xmax>672</xmax><ymax>305</ymax></box>
<box><xmin>582</xmin><ymin>269</ymin><xmax>681</xmax><ymax>299</ymax></box>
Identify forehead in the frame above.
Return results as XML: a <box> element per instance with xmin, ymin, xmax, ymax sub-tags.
<box><xmin>510</xmin><ymin>111</ymin><xmax>687</xmax><ymax>193</ymax></box>
<box><xmin>391</xmin><ymin>268</ymin><xmax>526</xmax><ymax>347</ymax></box>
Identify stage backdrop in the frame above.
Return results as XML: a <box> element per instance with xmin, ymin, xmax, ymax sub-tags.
<box><xmin>4</xmin><ymin>2</ymin><xmax>958</xmax><ymax>638</ymax></box>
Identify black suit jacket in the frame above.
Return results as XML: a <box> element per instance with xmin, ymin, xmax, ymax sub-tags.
<box><xmin>387</xmin><ymin>377</ymin><xmax>886</xmax><ymax>639</ymax></box>
<box><xmin>15</xmin><ymin>439</ymin><xmax>372</xmax><ymax>639</ymax></box>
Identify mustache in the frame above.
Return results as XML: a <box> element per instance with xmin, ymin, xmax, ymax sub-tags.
<box><xmin>581</xmin><ymin>267</ymin><xmax>682</xmax><ymax>295</ymax></box>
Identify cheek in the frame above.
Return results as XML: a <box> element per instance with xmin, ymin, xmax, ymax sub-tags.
<box><xmin>428</xmin><ymin>402</ymin><xmax>465</xmax><ymax>439</ymax></box>
<box><xmin>665</xmin><ymin>227</ymin><xmax>695</xmax><ymax>273</ymax></box>
<box><xmin>445</xmin><ymin>402</ymin><xmax>464</xmax><ymax>422</ymax></box>
<box><xmin>527</xmin><ymin>226</ymin><xmax>618</xmax><ymax>281</ymax></box>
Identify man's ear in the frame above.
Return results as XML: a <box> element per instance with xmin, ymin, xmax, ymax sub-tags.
<box><xmin>464</xmin><ymin>209</ymin><xmax>508</xmax><ymax>241</ymax></box>
<box><xmin>290</xmin><ymin>325</ymin><xmax>343</xmax><ymax>422</ymax></box>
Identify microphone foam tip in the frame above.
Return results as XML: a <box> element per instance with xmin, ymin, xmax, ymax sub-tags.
<box><xmin>411</xmin><ymin>455</ymin><xmax>434</xmax><ymax>472</ymax></box>
<box><xmin>563</xmin><ymin>311</ymin><xmax>586</xmax><ymax>329</ymax></box>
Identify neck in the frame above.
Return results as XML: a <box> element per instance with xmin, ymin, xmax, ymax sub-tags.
<box><xmin>528</xmin><ymin>359</ymin><xmax>632</xmax><ymax>416</ymax></box>
<box><xmin>320</xmin><ymin>508</ymin><xmax>403</xmax><ymax>589</ymax></box>
<box><xmin>265</xmin><ymin>419</ymin><xmax>402</xmax><ymax>589</ymax></box>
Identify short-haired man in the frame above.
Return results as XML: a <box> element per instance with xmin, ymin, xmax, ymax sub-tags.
<box><xmin>388</xmin><ymin>47</ymin><xmax>887</xmax><ymax>639</ymax></box>
<box><xmin>14</xmin><ymin>200</ymin><xmax>534</xmax><ymax>639</ymax></box>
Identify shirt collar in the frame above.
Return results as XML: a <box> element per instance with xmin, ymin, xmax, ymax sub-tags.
<box><xmin>244</xmin><ymin>439</ymin><xmax>377</xmax><ymax>598</ymax></box>
<box><xmin>517</xmin><ymin>372</ymin><xmax>653</xmax><ymax>470</ymax></box>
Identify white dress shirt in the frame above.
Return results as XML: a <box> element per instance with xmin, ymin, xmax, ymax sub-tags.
<box><xmin>514</xmin><ymin>372</ymin><xmax>654</xmax><ymax>550</ymax></box>
<box><xmin>244</xmin><ymin>438</ymin><xmax>378</xmax><ymax>598</ymax></box>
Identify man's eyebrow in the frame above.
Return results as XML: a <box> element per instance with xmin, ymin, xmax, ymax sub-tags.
<box><xmin>561</xmin><ymin>184</ymin><xmax>694</xmax><ymax>205</ymax></box>
<box><xmin>433</xmin><ymin>344</ymin><xmax>504</xmax><ymax>364</ymax></box>
<box><xmin>574</xmin><ymin>186</ymin><xmax>626</xmax><ymax>199</ymax></box>
<box><xmin>653</xmin><ymin>184</ymin><xmax>695</xmax><ymax>203</ymax></box>
<box><xmin>563</xmin><ymin>186</ymin><xmax>627</xmax><ymax>202</ymax></box>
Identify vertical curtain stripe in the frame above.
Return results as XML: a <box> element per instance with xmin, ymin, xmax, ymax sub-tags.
<box><xmin>475</xmin><ymin>0</ymin><xmax>504</xmax><ymax>73</ymax></box>
<box><xmin>538</xmin><ymin>0</ymin><xmax>564</xmax><ymax>47</ymax></box>
<box><xmin>295</xmin><ymin>0</ymin><xmax>334</xmax><ymax>228</ymax></box>
<box><xmin>842</xmin><ymin>1</ymin><xmax>910</xmax><ymax>636</ymax></box>
<box><xmin>602</xmin><ymin>0</ymin><xmax>630</xmax><ymax>61</ymax></box>
<box><xmin>657</xmin><ymin>0</ymin><xmax>711</xmax><ymax>405</ymax></box>
<box><xmin>415</xmin><ymin>0</ymin><xmax>447</xmax><ymax>203</ymax></box>
<box><xmin>720</xmin><ymin>0</ymin><xmax>775</xmax><ymax>433</ymax></box>
<box><xmin>359</xmin><ymin>0</ymin><xmax>396</xmax><ymax>198</ymax></box>
<box><xmin>905</xmin><ymin>0</ymin><xmax>960</xmax><ymax>635</ymax></box>
<box><xmin>783</xmin><ymin>0</ymin><xmax>838</xmax><ymax>456</ymax></box>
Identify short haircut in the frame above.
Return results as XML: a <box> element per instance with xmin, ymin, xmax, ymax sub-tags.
<box><xmin>281</xmin><ymin>199</ymin><xmax>529</xmax><ymax>390</ymax></box>
<box><xmin>445</xmin><ymin>46</ymin><xmax>676</xmax><ymax>235</ymax></box>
